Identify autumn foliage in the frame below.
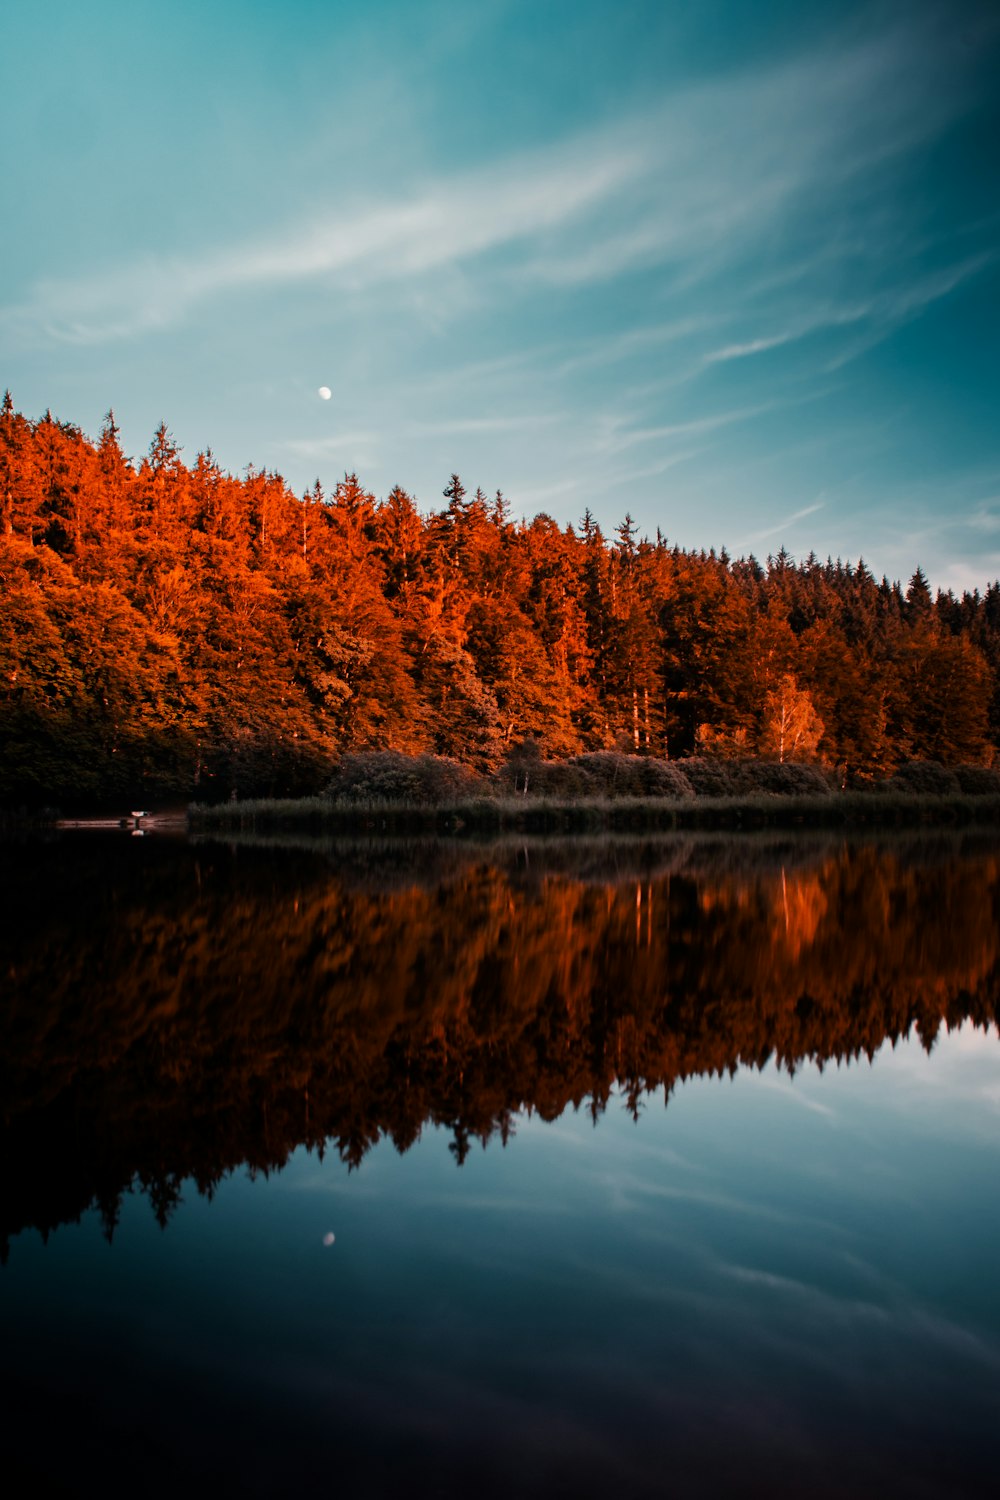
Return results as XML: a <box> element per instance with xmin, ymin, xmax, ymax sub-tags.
<box><xmin>2</xmin><ymin>395</ymin><xmax>997</xmax><ymax>803</ymax></box>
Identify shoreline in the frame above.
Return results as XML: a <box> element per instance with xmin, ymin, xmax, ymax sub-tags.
<box><xmin>8</xmin><ymin>787</ymin><xmax>1000</xmax><ymax>841</ymax></box>
<box><xmin>186</xmin><ymin>789</ymin><xmax>1000</xmax><ymax>837</ymax></box>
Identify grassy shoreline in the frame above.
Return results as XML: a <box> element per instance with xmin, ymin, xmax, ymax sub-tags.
<box><xmin>188</xmin><ymin>789</ymin><xmax>1000</xmax><ymax>837</ymax></box>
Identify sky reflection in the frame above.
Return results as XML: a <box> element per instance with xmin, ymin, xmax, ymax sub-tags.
<box><xmin>2</xmin><ymin>836</ymin><xmax>999</xmax><ymax>1494</ymax></box>
<box><xmin>5</xmin><ymin>1026</ymin><xmax>998</xmax><ymax>1496</ymax></box>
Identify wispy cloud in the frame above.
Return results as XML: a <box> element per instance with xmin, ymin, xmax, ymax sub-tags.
<box><xmin>747</xmin><ymin>501</ymin><xmax>826</xmax><ymax>545</ymax></box>
<box><xmin>507</xmin><ymin>477</ymin><xmax>581</xmax><ymax>512</ymax></box>
<box><xmin>706</xmin><ymin>252</ymin><xmax>994</xmax><ymax>369</ymax></box>
<box><xmin>281</xmin><ymin>431</ymin><xmax>380</xmax><ymax>462</ymax></box>
<box><xmin>936</xmin><ymin>558</ymin><xmax>1000</xmax><ymax>596</ymax></box>
<box><xmin>1</xmin><ymin>134</ymin><xmax>647</xmax><ymax>345</ymax></box>
<box><xmin>616</xmin><ymin>450</ymin><xmax>703</xmax><ymax>484</ymax></box>
<box><xmin>553</xmin><ymin>317</ymin><xmax>719</xmax><ymax>378</ymax></box>
<box><xmin>822</xmin><ymin>253</ymin><xmax>996</xmax><ymax>372</ymax></box>
<box><xmin>403</xmin><ymin>414</ymin><xmax>560</xmax><ymax>437</ymax></box>
<box><xmin>0</xmin><ymin>16</ymin><xmax>977</xmax><ymax>349</ymax></box>
<box><xmin>593</xmin><ymin>401</ymin><xmax>782</xmax><ymax>456</ymax></box>
<box><xmin>965</xmin><ymin>498</ymin><xmax>1000</xmax><ymax>533</ymax></box>
<box><xmin>706</xmin><ymin>333</ymin><xmax>806</xmax><ymax>364</ymax></box>
<box><xmin>705</xmin><ymin>308</ymin><xmax>872</xmax><ymax>364</ymax></box>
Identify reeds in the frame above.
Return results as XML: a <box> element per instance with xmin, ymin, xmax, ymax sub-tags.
<box><xmin>188</xmin><ymin>787</ymin><xmax>1000</xmax><ymax>837</ymax></box>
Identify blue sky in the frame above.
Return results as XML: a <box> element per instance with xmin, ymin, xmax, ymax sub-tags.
<box><xmin>2</xmin><ymin>0</ymin><xmax>999</xmax><ymax>590</ymax></box>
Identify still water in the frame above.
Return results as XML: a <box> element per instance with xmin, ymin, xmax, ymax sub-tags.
<box><xmin>1</xmin><ymin>831</ymin><xmax>999</xmax><ymax>1496</ymax></box>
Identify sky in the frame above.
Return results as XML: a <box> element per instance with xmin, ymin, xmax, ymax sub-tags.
<box><xmin>2</xmin><ymin>0</ymin><xmax>999</xmax><ymax>592</ymax></box>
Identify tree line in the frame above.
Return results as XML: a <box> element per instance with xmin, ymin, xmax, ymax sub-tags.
<box><xmin>2</xmin><ymin>394</ymin><xmax>997</xmax><ymax>802</ymax></box>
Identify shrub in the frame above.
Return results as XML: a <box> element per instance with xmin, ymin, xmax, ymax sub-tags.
<box><xmin>325</xmin><ymin>751</ymin><xmax>482</xmax><ymax>804</ymax></box>
<box><xmin>630</xmin><ymin>759</ymin><xmax>696</xmax><ymax>799</ymax></box>
<box><xmin>678</xmin><ymin>758</ymin><xmax>741</xmax><ymax>797</ymax></box>
<box><xmin>566</xmin><ymin>753</ymin><xmax>694</xmax><ymax>799</ymax></box>
<box><xmin>527</xmin><ymin>761</ymin><xmax>590</xmax><ymax>797</ymax></box>
<box><xmin>500</xmin><ymin>742</ymin><xmax>586</xmax><ymax>798</ymax></box>
<box><xmin>888</xmin><ymin>761</ymin><xmax>961</xmax><ymax>796</ymax></box>
<box><xmin>498</xmin><ymin>748</ymin><xmax>694</xmax><ymax>799</ymax></box>
<box><xmin>567</xmin><ymin>752</ymin><xmax>633</xmax><ymax>795</ymax></box>
<box><xmin>677</xmin><ymin>758</ymin><xmax>831</xmax><ymax>797</ymax></box>
<box><xmin>952</xmin><ymin>764</ymin><xmax>1000</xmax><ymax>796</ymax></box>
<box><xmin>734</xmin><ymin>761</ymin><xmax>832</xmax><ymax>797</ymax></box>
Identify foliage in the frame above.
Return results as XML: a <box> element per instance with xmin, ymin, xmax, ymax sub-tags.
<box><xmin>758</xmin><ymin>675</ymin><xmax>825</xmax><ymax>763</ymax></box>
<box><xmin>2</xmin><ymin>392</ymin><xmax>1000</xmax><ymax>803</ymax></box>
<box><xmin>677</xmin><ymin>758</ymin><xmax>743</xmax><ymax>797</ymax></box>
<box><xmin>888</xmin><ymin>761</ymin><xmax>962</xmax><ymax>796</ymax></box>
<box><xmin>952</xmin><ymin>764</ymin><xmax>1000</xmax><ymax>795</ymax></box>
<box><xmin>498</xmin><ymin>746</ymin><xmax>695</xmax><ymax>799</ymax></box>
<box><xmin>326</xmin><ymin>750</ymin><xmax>482</xmax><ymax>804</ymax></box>
<box><xmin>733</xmin><ymin>761</ymin><xmax>833</xmax><ymax>797</ymax></box>
<box><xmin>567</xmin><ymin>752</ymin><xmax>695</xmax><ymax>799</ymax></box>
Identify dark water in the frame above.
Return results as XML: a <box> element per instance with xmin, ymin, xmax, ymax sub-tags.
<box><xmin>1</xmin><ymin>831</ymin><xmax>999</xmax><ymax>1497</ymax></box>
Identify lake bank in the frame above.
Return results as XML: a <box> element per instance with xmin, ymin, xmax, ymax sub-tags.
<box><xmin>187</xmin><ymin>787</ymin><xmax>1000</xmax><ymax>837</ymax></box>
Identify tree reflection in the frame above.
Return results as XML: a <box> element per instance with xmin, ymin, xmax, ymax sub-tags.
<box><xmin>2</xmin><ymin>833</ymin><xmax>998</xmax><ymax>1259</ymax></box>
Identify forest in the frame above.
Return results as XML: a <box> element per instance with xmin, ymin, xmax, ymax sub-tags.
<box><xmin>2</xmin><ymin>393</ymin><xmax>998</xmax><ymax>805</ymax></box>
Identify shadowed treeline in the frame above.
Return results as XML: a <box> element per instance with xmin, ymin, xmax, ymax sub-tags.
<box><xmin>2</xmin><ymin>833</ymin><xmax>998</xmax><ymax>1259</ymax></box>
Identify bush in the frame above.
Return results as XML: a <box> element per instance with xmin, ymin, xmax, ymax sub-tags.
<box><xmin>565</xmin><ymin>751</ymin><xmax>631</xmax><ymax>795</ymax></box>
<box><xmin>888</xmin><ymin>761</ymin><xmax>961</xmax><ymax>796</ymax></box>
<box><xmin>527</xmin><ymin>762</ymin><xmax>591</xmax><ymax>797</ymax></box>
<box><xmin>498</xmin><ymin>749</ymin><xmax>694</xmax><ymax>799</ymax></box>
<box><xmin>500</xmin><ymin>742</ymin><xmax>586</xmax><ymax>798</ymax></box>
<box><xmin>500</xmin><ymin>747</ymin><xmax>844</xmax><ymax>801</ymax></box>
<box><xmin>677</xmin><ymin>758</ymin><xmax>831</xmax><ymax>797</ymax></box>
<box><xmin>629</xmin><ymin>759</ymin><xmax>696</xmax><ymax>799</ymax></box>
<box><xmin>325</xmin><ymin>751</ymin><xmax>482</xmax><ymax>804</ymax></box>
<box><xmin>566</xmin><ymin>753</ymin><xmax>694</xmax><ymax>799</ymax></box>
<box><xmin>734</xmin><ymin>761</ymin><xmax>832</xmax><ymax>797</ymax></box>
<box><xmin>678</xmin><ymin>758</ymin><xmax>741</xmax><ymax>797</ymax></box>
<box><xmin>952</xmin><ymin>764</ymin><xmax>1000</xmax><ymax>796</ymax></box>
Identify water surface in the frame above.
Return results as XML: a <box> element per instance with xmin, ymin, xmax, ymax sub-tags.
<box><xmin>1</xmin><ymin>832</ymin><xmax>998</xmax><ymax>1495</ymax></box>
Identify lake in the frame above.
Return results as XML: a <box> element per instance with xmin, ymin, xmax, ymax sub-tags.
<box><xmin>1</xmin><ymin>830</ymin><xmax>998</xmax><ymax>1496</ymax></box>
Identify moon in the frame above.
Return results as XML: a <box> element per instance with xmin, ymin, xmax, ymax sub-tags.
<box><xmin>318</xmin><ymin>386</ymin><xmax>332</xmax><ymax>401</ymax></box>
